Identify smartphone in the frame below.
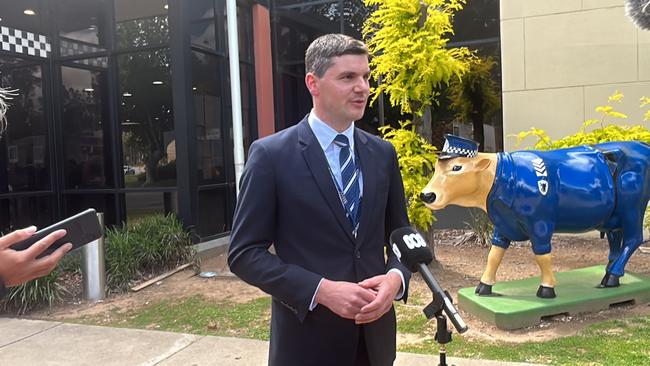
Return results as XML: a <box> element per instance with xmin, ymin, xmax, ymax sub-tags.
<box><xmin>10</xmin><ymin>208</ymin><xmax>103</xmax><ymax>257</ymax></box>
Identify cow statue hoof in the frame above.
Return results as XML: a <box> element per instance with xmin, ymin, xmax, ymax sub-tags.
<box><xmin>475</xmin><ymin>282</ymin><xmax>493</xmax><ymax>296</ymax></box>
<box><xmin>599</xmin><ymin>273</ymin><xmax>620</xmax><ymax>288</ymax></box>
<box><xmin>536</xmin><ymin>285</ymin><xmax>556</xmax><ymax>299</ymax></box>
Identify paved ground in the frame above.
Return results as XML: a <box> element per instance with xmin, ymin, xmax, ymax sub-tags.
<box><xmin>0</xmin><ymin>318</ymin><xmax>546</xmax><ymax>366</ymax></box>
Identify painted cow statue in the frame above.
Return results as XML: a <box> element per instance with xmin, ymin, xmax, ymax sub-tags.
<box><xmin>421</xmin><ymin>134</ymin><xmax>650</xmax><ymax>298</ymax></box>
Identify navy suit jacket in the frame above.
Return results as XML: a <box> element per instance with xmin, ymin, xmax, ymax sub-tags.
<box><xmin>228</xmin><ymin>116</ymin><xmax>411</xmax><ymax>366</ymax></box>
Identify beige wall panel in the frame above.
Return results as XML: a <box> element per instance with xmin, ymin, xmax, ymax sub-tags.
<box><xmin>500</xmin><ymin>0</ymin><xmax>581</xmax><ymax>20</ymax></box>
<box><xmin>640</xmin><ymin>29</ymin><xmax>650</xmax><ymax>81</ymax></box>
<box><xmin>525</xmin><ymin>8</ymin><xmax>638</xmax><ymax>89</ymax></box>
<box><xmin>501</xmin><ymin>19</ymin><xmax>526</xmax><ymax>91</ymax></box>
<box><xmin>584</xmin><ymin>82</ymin><xmax>650</xmax><ymax>123</ymax></box>
<box><xmin>582</xmin><ymin>0</ymin><xmax>623</xmax><ymax>9</ymax></box>
<box><xmin>503</xmin><ymin>88</ymin><xmax>584</xmax><ymax>151</ymax></box>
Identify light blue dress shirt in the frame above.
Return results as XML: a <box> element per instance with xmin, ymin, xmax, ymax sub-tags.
<box><xmin>307</xmin><ymin>111</ymin><xmax>405</xmax><ymax>311</ymax></box>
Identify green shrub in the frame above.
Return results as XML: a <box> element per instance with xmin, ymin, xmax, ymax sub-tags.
<box><xmin>4</xmin><ymin>271</ymin><xmax>68</xmax><ymax>314</ymax></box>
<box><xmin>513</xmin><ymin>92</ymin><xmax>650</xmax><ymax>230</ymax></box>
<box><xmin>380</xmin><ymin>121</ymin><xmax>438</xmax><ymax>231</ymax></box>
<box><xmin>105</xmin><ymin>213</ymin><xmax>195</xmax><ymax>292</ymax></box>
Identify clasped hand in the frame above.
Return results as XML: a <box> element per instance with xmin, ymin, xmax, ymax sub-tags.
<box><xmin>315</xmin><ymin>272</ymin><xmax>402</xmax><ymax>324</ymax></box>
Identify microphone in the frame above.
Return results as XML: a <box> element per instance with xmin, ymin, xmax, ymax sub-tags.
<box><xmin>625</xmin><ymin>0</ymin><xmax>650</xmax><ymax>30</ymax></box>
<box><xmin>390</xmin><ymin>227</ymin><xmax>468</xmax><ymax>334</ymax></box>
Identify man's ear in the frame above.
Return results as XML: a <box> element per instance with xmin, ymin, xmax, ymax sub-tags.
<box><xmin>474</xmin><ymin>158</ymin><xmax>491</xmax><ymax>171</ymax></box>
<box><xmin>305</xmin><ymin>73</ymin><xmax>319</xmax><ymax>96</ymax></box>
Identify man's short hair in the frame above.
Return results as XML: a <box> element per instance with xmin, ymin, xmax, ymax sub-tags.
<box><xmin>305</xmin><ymin>34</ymin><xmax>368</xmax><ymax>77</ymax></box>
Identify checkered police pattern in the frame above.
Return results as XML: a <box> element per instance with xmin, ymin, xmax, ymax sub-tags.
<box><xmin>442</xmin><ymin>140</ymin><xmax>478</xmax><ymax>158</ymax></box>
<box><xmin>72</xmin><ymin>57</ymin><xmax>109</xmax><ymax>69</ymax></box>
<box><xmin>1</xmin><ymin>26</ymin><xmax>50</xmax><ymax>58</ymax></box>
<box><xmin>60</xmin><ymin>39</ymin><xmax>105</xmax><ymax>58</ymax></box>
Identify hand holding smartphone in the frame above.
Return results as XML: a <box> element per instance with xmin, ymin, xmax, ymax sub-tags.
<box><xmin>10</xmin><ymin>209</ymin><xmax>103</xmax><ymax>257</ymax></box>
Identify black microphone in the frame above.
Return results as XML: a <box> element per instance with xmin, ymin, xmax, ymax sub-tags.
<box><xmin>390</xmin><ymin>227</ymin><xmax>468</xmax><ymax>334</ymax></box>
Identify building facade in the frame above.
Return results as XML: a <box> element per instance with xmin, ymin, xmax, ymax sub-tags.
<box><xmin>500</xmin><ymin>0</ymin><xmax>650</xmax><ymax>151</ymax></box>
<box><xmin>0</xmin><ymin>0</ymin><xmax>258</xmax><ymax>241</ymax></box>
<box><xmin>0</xmin><ymin>0</ymin><xmax>503</xmax><ymax>238</ymax></box>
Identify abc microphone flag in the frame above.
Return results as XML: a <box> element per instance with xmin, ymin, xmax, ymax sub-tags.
<box><xmin>390</xmin><ymin>227</ymin><xmax>468</xmax><ymax>334</ymax></box>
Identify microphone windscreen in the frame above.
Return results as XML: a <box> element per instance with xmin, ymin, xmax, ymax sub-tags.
<box><xmin>626</xmin><ymin>0</ymin><xmax>650</xmax><ymax>30</ymax></box>
<box><xmin>389</xmin><ymin>227</ymin><xmax>434</xmax><ymax>272</ymax></box>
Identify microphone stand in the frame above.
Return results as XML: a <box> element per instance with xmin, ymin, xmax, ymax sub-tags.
<box><xmin>423</xmin><ymin>293</ymin><xmax>454</xmax><ymax>366</ymax></box>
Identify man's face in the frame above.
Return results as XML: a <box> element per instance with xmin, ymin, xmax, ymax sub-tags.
<box><xmin>306</xmin><ymin>54</ymin><xmax>370</xmax><ymax>128</ymax></box>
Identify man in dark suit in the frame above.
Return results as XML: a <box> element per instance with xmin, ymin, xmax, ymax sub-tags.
<box><xmin>228</xmin><ymin>33</ymin><xmax>411</xmax><ymax>366</ymax></box>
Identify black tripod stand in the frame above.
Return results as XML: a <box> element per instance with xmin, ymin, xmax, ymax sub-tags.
<box><xmin>423</xmin><ymin>292</ymin><xmax>456</xmax><ymax>366</ymax></box>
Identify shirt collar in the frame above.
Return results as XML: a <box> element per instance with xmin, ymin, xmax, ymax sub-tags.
<box><xmin>307</xmin><ymin>110</ymin><xmax>355</xmax><ymax>152</ymax></box>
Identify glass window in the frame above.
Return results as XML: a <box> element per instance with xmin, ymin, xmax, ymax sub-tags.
<box><xmin>0</xmin><ymin>61</ymin><xmax>49</xmax><ymax>193</ymax></box>
<box><xmin>237</xmin><ymin>6</ymin><xmax>251</xmax><ymax>62</ymax></box>
<box><xmin>342</xmin><ymin>0</ymin><xmax>371</xmax><ymax>38</ymax></box>
<box><xmin>125</xmin><ymin>191</ymin><xmax>176</xmax><ymax>224</ymax></box>
<box><xmin>118</xmin><ymin>49</ymin><xmax>175</xmax><ymax>188</ymax></box>
<box><xmin>115</xmin><ymin>0</ymin><xmax>169</xmax><ymax>49</ymax></box>
<box><xmin>61</xmin><ymin>64</ymin><xmax>113</xmax><ymax>189</ymax></box>
<box><xmin>196</xmin><ymin>188</ymin><xmax>228</xmax><ymax>237</ymax></box>
<box><xmin>192</xmin><ymin>51</ymin><xmax>226</xmax><ymax>184</ymax></box>
<box><xmin>64</xmin><ymin>193</ymin><xmax>116</xmax><ymax>226</ymax></box>
<box><xmin>57</xmin><ymin>0</ymin><xmax>109</xmax><ymax>57</ymax></box>
<box><xmin>0</xmin><ymin>195</ymin><xmax>53</xmax><ymax>233</ymax></box>
<box><xmin>0</xmin><ymin>0</ymin><xmax>47</xmax><ymax>35</ymax></box>
<box><xmin>451</xmin><ymin>0</ymin><xmax>500</xmax><ymax>43</ymax></box>
<box><xmin>190</xmin><ymin>0</ymin><xmax>217</xmax><ymax>50</ymax></box>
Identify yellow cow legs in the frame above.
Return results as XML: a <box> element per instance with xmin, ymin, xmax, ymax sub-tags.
<box><xmin>535</xmin><ymin>253</ymin><xmax>557</xmax><ymax>298</ymax></box>
<box><xmin>475</xmin><ymin>245</ymin><xmax>505</xmax><ymax>295</ymax></box>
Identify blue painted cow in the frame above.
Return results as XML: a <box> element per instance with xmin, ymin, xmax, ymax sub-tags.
<box><xmin>421</xmin><ymin>135</ymin><xmax>650</xmax><ymax>298</ymax></box>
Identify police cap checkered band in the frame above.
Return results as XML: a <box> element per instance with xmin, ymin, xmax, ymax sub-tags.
<box><xmin>438</xmin><ymin>134</ymin><xmax>479</xmax><ymax>159</ymax></box>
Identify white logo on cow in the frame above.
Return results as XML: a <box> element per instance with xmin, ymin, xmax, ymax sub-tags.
<box><xmin>392</xmin><ymin>243</ymin><xmax>402</xmax><ymax>260</ymax></box>
<box><xmin>531</xmin><ymin>157</ymin><xmax>549</xmax><ymax>196</ymax></box>
<box><xmin>538</xmin><ymin>180</ymin><xmax>549</xmax><ymax>195</ymax></box>
<box><xmin>402</xmin><ymin>233</ymin><xmax>427</xmax><ymax>249</ymax></box>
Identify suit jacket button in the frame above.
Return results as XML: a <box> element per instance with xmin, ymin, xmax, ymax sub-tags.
<box><xmin>355</xmin><ymin>250</ymin><xmax>361</xmax><ymax>259</ymax></box>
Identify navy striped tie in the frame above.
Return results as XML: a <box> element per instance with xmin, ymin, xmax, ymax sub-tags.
<box><xmin>333</xmin><ymin>134</ymin><xmax>360</xmax><ymax>228</ymax></box>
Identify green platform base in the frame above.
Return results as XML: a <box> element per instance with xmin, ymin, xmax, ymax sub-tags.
<box><xmin>458</xmin><ymin>265</ymin><xmax>650</xmax><ymax>330</ymax></box>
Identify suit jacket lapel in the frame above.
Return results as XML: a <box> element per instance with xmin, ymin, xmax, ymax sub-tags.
<box><xmin>298</xmin><ymin>119</ymin><xmax>356</xmax><ymax>244</ymax></box>
<box><xmin>355</xmin><ymin>129</ymin><xmax>376</xmax><ymax>247</ymax></box>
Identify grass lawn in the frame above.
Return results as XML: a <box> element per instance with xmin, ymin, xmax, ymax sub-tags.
<box><xmin>71</xmin><ymin>294</ymin><xmax>650</xmax><ymax>366</ymax></box>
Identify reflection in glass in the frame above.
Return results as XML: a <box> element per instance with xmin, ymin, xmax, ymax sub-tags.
<box><xmin>0</xmin><ymin>62</ymin><xmax>49</xmax><ymax>193</ymax></box>
<box><xmin>61</xmin><ymin>65</ymin><xmax>113</xmax><ymax>189</ymax></box>
<box><xmin>192</xmin><ymin>51</ymin><xmax>225</xmax><ymax>184</ymax></box>
<box><xmin>115</xmin><ymin>0</ymin><xmax>169</xmax><ymax>49</ymax></box>
<box><xmin>125</xmin><ymin>191</ymin><xmax>176</xmax><ymax>224</ymax></box>
<box><xmin>190</xmin><ymin>0</ymin><xmax>217</xmax><ymax>50</ymax></box>
<box><xmin>0</xmin><ymin>195</ymin><xmax>52</xmax><ymax>233</ymax></box>
<box><xmin>65</xmin><ymin>193</ymin><xmax>116</xmax><ymax>226</ymax></box>
<box><xmin>197</xmin><ymin>188</ymin><xmax>228</xmax><ymax>237</ymax></box>
<box><xmin>0</xmin><ymin>0</ymin><xmax>45</xmax><ymax>34</ymax></box>
<box><xmin>118</xmin><ymin>49</ymin><xmax>175</xmax><ymax>187</ymax></box>
<box><xmin>57</xmin><ymin>0</ymin><xmax>108</xmax><ymax>55</ymax></box>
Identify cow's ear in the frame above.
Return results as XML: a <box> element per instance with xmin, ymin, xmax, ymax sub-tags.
<box><xmin>474</xmin><ymin>158</ymin><xmax>491</xmax><ymax>171</ymax></box>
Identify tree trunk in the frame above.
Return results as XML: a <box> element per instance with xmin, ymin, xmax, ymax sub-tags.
<box><xmin>414</xmin><ymin>105</ymin><xmax>433</xmax><ymax>143</ymax></box>
<box><xmin>472</xmin><ymin>110</ymin><xmax>485</xmax><ymax>152</ymax></box>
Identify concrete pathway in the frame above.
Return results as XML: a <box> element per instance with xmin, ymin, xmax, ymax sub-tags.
<box><xmin>0</xmin><ymin>318</ymin><xmax>545</xmax><ymax>366</ymax></box>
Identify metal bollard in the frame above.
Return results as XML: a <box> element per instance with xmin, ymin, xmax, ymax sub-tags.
<box><xmin>82</xmin><ymin>212</ymin><xmax>106</xmax><ymax>301</ymax></box>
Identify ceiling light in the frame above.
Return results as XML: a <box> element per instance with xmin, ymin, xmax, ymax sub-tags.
<box><xmin>152</xmin><ymin>81</ymin><xmax>163</xmax><ymax>85</ymax></box>
<box><xmin>24</xmin><ymin>9</ymin><xmax>36</xmax><ymax>16</ymax></box>
<box><xmin>192</xmin><ymin>87</ymin><xmax>197</xmax><ymax>91</ymax></box>
<box><xmin>164</xmin><ymin>4</ymin><xmax>168</xmax><ymax>10</ymax></box>
<box><xmin>83</xmin><ymin>88</ymin><xmax>94</xmax><ymax>92</ymax></box>
<box><xmin>123</xmin><ymin>92</ymin><xmax>132</xmax><ymax>97</ymax></box>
